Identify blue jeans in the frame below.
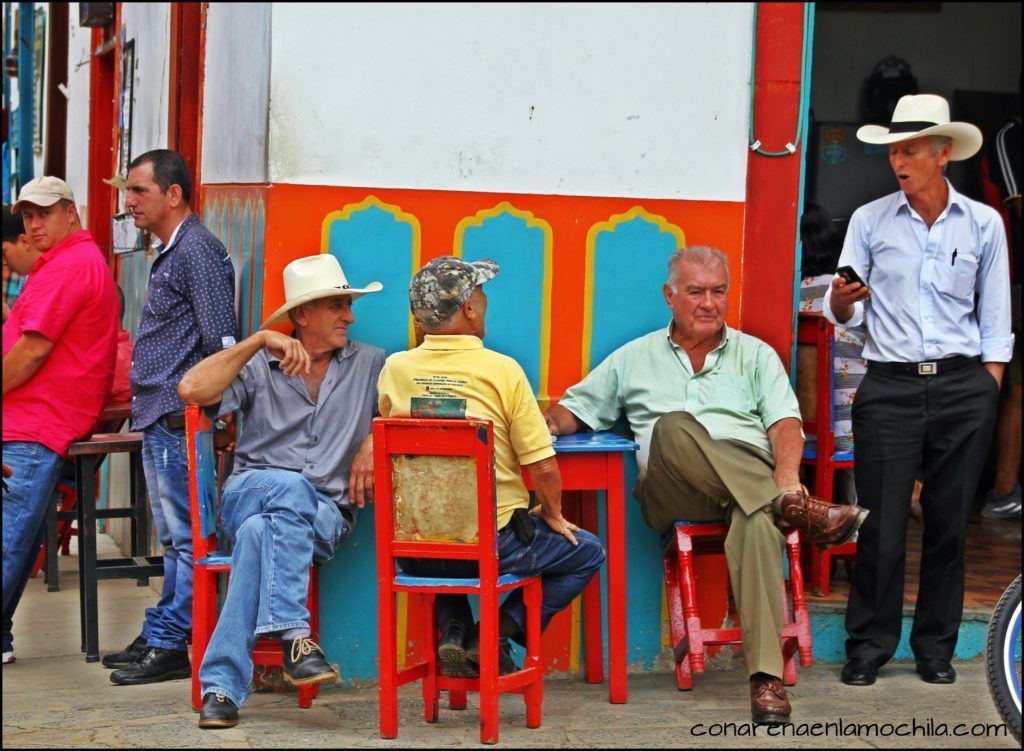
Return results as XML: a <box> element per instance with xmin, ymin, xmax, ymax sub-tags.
<box><xmin>139</xmin><ymin>422</ymin><xmax>192</xmax><ymax>651</ymax></box>
<box><xmin>198</xmin><ymin>469</ymin><xmax>352</xmax><ymax>707</ymax></box>
<box><xmin>399</xmin><ymin>514</ymin><xmax>606</xmax><ymax>643</ymax></box>
<box><xmin>2</xmin><ymin>442</ymin><xmax>65</xmax><ymax>653</ymax></box>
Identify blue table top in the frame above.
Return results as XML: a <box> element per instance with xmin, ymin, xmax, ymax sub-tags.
<box><xmin>553</xmin><ymin>431</ymin><xmax>639</xmax><ymax>453</ymax></box>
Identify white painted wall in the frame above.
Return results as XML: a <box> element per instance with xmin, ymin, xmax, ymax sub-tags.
<box><xmin>202</xmin><ymin>2</ymin><xmax>271</xmax><ymax>184</ymax></box>
<box><xmin>268</xmin><ymin>2</ymin><xmax>753</xmax><ymax>201</ymax></box>
<box><xmin>120</xmin><ymin>3</ymin><xmax>170</xmax><ymax>162</ymax></box>
<box><xmin>812</xmin><ymin>3</ymin><xmax>1021</xmax><ymax>122</ymax></box>
<box><xmin>65</xmin><ymin>10</ymin><xmax>93</xmax><ymax>224</ymax></box>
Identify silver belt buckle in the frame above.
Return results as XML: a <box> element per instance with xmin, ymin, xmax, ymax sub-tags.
<box><xmin>917</xmin><ymin>362</ymin><xmax>937</xmax><ymax>375</ymax></box>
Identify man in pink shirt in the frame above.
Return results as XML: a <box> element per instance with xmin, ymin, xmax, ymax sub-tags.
<box><xmin>1</xmin><ymin>177</ymin><xmax>118</xmax><ymax>665</ymax></box>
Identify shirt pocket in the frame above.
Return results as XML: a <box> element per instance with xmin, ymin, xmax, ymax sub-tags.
<box><xmin>706</xmin><ymin>373</ymin><xmax>753</xmax><ymax>412</ymax></box>
<box><xmin>144</xmin><ymin>269</ymin><xmax>183</xmax><ymax>318</ymax></box>
<box><xmin>938</xmin><ymin>250</ymin><xmax>978</xmax><ymax>300</ymax></box>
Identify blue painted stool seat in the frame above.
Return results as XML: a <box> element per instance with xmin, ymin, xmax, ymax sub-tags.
<box><xmin>395</xmin><ymin>572</ymin><xmax>528</xmax><ymax>589</ymax></box>
<box><xmin>197</xmin><ymin>553</ymin><xmax>232</xmax><ymax>566</ymax></box>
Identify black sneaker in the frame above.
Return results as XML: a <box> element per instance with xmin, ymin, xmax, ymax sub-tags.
<box><xmin>280</xmin><ymin>636</ymin><xmax>338</xmax><ymax>686</ymax></box>
<box><xmin>437</xmin><ymin>619</ymin><xmax>470</xmax><ymax>677</ymax></box>
<box><xmin>101</xmin><ymin>635</ymin><xmax>148</xmax><ymax>669</ymax></box>
<box><xmin>110</xmin><ymin>647</ymin><xmax>191</xmax><ymax>685</ymax></box>
<box><xmin>198</xmin><ymin>692</ymin><xmax>239</xmax><ymax>729</ymax></box>
<box><xmin>464</xmin><ymin>630</ymin><xmax>518</xmax><ymax>676</ymax></box>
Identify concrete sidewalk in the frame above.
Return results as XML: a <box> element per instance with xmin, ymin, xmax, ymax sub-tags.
<box><xmin>2</xmin><ymin>535</ymin><xmax>1016</xmax><ymax>749</ymax></box>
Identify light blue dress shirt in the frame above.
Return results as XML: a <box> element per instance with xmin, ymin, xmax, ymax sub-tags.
<box><xmin>823</xmin><ymin>180</ymin><xmax>1014</xmax><ymax>363</ymax></box>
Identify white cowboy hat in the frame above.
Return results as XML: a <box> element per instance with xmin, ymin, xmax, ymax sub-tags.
<box><xmin>856</xmin><ymin>94</ymin><xmax>982</xmax><ymax>161</ymax></box>
<box><xmin>261</xmin><ymin>254</ymin><xmax>382</xmax><ymax>328</ymax></box>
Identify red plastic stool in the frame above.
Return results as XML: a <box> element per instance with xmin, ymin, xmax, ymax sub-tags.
<box><xmin>662</xmin><ymin>521</ymin><xmax>813</xmax><ymax>690</ymax></box>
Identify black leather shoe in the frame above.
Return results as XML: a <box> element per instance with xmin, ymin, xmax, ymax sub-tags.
<box><xmin>198</xmin><ymin>693</ymin><xmax>238</xmax><ymax>729</ymax></box>
<box><xmin>281</xmin><ymin>636</ymin><xmax>337</xmax><ymax>686</ymax></box>
<box><xmin>437</xmin><ymin>619</ymin><xmax>470</xmax><ymax>677</ymax></box>
<box><xmin>101</xmin><ymin>635</ymin><xmax>148</xmax><ymax>669</ymax></box>
<box><xmin>464</xmin><ymin>631</ymin><xmax>519</xmax><ymax>677</ymax></box>
<box><xmin>840</xmin><ymin>658</ymin><xmax>877</xmax><ymax>686</ymax></box>
<box><xmin>110</xmin><ymin>647</ymin><xmax>191</xmax><ymax>685</ymax></box>
<box><xmin>916</xmin><ymin>659</ymin><xmax>956</xmax><ymax>684</ymax></box>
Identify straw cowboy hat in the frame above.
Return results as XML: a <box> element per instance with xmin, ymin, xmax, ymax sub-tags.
<box><xmin>856</xmin><ymin>94</ymin><xmax>982</xmax><ymax>161</ymax></box>
<box><xmin>261</xmin><ymin>254</ymin><xmax>382</xmax><ymax>328</ymax></box>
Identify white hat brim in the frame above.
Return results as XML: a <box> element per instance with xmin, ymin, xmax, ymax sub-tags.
<box><xmin>260</xmin><ymin>282</ymin><xmax>383</xmax><ymax>329</ymax></box>
<box><xmin>856</xmin><ymin>122</ymin><xmax>982</xmax><ymax>161</ymax></box>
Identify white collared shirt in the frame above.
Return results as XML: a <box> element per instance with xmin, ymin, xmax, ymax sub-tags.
<box><xmin>823</xmin><ymin>180</ymin><xmax>1014</xmax><ymax>363</ymax></box>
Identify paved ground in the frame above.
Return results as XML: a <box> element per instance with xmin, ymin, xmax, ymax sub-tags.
<box><xmin>2</xmin><ymin>535</ymin><xmax>1017</xmax><ymax>749</ymax></box>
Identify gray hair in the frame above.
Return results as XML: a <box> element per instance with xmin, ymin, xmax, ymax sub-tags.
<box><xmin>666</xmin><ymin>246</ymin><xmax>730</xmax><ymax>291</ymax></box>
<box><xmin>417</xmin><ymin>312</ymin><xmax>455</xmax><ymax>333</ymax></box>
<box><xmin>929</xmin><ymin>135</ymin><xmax>953</xmax><ymax>155</ymax></box>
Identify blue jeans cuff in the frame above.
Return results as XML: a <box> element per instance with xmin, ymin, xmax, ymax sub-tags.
<box><xmin>146</xmin><ymin>637</ymin><xmax>187</xmax><ymax>652</ymax></box>
<box><xmin>202</xmin><ymin>685</ymin><xmax>247</xmax><ymax>709</ymax></box>
<box><xmin>255</xmin><ymin>620</ymin><xmax>307</xmax><ymax>637</ymax></box>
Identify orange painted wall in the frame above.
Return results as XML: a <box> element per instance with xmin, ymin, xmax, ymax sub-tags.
<box><xmin>262</xmin><ymin>184</ymin><xmax>745</xmax><ymax>399</ymax></box>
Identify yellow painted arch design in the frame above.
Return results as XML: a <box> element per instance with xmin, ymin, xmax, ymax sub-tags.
<box><xmin>453</xmin><ymin>202</ymin><xmax>554</xmax><ymax>407</ymax></box>
<box><xmin>320</xmin><ymin>195</ymin><xmax>422</xmax><ymax>349</ymax></box>
<box><xmin>582</xmin><ymin>207</ymin><xmax>686</xmax><ymax>376</ymax></box>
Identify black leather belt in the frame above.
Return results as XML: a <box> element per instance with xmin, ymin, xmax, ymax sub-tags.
<box><xmin>867</xmin><ymin>355</ymin><xmax>980</xmax><ymax>376</ymax></box>
<box><xmin>160</xmin><ymin>411</ymin><xmax>187</xmax><ymax>430</ymax></box>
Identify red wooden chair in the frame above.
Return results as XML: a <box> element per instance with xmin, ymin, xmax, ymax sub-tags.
<box><xmin>662</xmin><ymin>521</ymin><xmax>813</xmax><ymax>690</ymax></box>
<box><xmin>185</xmin><ymin>405</ymin><xmax>320</xmax><ymax>711</ymax></box>
<box><xmin>797</xmin><ymin>313</ymin><xmax>858</xmax><ymax>595</ymax></box>
<box><xmin>373</xmin><ymin>417</ymin><xmax>544</xmax><ymax>745</ymax></box>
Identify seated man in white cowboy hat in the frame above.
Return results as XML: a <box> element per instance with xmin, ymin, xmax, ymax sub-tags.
<box><xmin>176</xmin><ymin>254</ymin><xmax>385</xmax><ymax>728</ymax></box>
<box><xmin>825</xmin><ymin>94</ymin><xmax>1013</xmax><ymax>687</ymax></box>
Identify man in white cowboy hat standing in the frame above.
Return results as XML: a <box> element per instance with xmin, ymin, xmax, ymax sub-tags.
<box><xmin>177</xmin><ymin>254</ymin><xmax>385</xmax><ymax>728</ymax></box>
<box><xmin>825</xmin><ymin>94</ymin><xmax>1013</xmax><ymax>687</ymax></box>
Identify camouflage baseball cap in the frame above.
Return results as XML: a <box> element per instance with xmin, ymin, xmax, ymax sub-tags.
<box><xmin>409</xmin><ymin>256</ymin><xmax>499</xmax><ymax>326</ymax></box>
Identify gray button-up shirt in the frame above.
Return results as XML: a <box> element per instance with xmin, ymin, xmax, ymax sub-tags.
<box><xmin>217</xmin><ymin>340</ymin><xmax>386</xmax><ymax>511</ymax></box>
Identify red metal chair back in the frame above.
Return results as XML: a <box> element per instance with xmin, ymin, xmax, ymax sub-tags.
<box><xmin>373</xmin><ymin>417</ymin><xmax>498</xmax><ymax>576</ymax></box>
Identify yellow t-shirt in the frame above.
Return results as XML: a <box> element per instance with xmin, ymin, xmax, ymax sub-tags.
<box><xmin>377</xmin><ymin>335</ymin><xmax>556</xmax><ymax>529</ymax></box>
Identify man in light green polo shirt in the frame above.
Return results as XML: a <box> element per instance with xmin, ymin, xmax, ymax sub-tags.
<box><xmin>546</xmin><ymin>246</ymin><xmax>868</xmax><ymax>726</ymax></box>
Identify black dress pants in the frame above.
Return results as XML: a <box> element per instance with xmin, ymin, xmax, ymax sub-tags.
<box><xmin>845</xmin><ymin>362</ymin><xmax>999</xmax><ymax>666</ymax></box>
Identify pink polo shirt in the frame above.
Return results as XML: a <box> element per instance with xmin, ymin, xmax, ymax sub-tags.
<box><xmin>2</xmin><ymin>230</ymin><xmax>118</xmax><ymax>457</ymax></box>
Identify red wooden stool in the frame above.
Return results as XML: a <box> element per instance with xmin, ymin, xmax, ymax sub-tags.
<box><xmin>185</xmin><ymin>405</ymin><xmax>321</xmax><ymax>711</ymax></box>
<box><xmin>662</xmin><ymin>521</ymin><xmax>813</xmax><ymax>690</ymax></box>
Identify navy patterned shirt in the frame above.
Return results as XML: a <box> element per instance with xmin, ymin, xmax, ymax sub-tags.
<box><xmin>131</xmin><ymin>213</ymin><xmax>237</xmax><ymax>430</ymax></box>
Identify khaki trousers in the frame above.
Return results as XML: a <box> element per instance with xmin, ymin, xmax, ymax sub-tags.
<box><xmin>635</xmin><ymin>412</ymin><xmax>786</xmax><ymax>678</ymax></box>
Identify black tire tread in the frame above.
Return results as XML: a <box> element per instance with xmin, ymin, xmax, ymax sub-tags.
<box><xmin>986</xmin><ymin>574</ymin><xmax>1022</xmax><ymax>744</ymax></box>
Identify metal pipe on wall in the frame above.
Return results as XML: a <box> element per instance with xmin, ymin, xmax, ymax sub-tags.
<box><xmin>16</xmin><ymin>1</ymin><xmax>33</xmax><ymax>186</ymax></box>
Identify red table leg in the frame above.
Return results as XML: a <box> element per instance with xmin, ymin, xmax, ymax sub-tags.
<box><xmin>605</xmin><ymin>455</ymin><xmax>627</xmax><ymax>704</ymax></box>
<box><xmin>579</xmin><ymin>491</ymin><xmax>604</xmax><ymax>684</ymax></box>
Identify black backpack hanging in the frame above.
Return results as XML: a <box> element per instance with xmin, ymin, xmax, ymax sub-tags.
<box><xmin>861</xmin><ymin>55</ymin><xmax>919</xmax><ymax>124</ymax></box>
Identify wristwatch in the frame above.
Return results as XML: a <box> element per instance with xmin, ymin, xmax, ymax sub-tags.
<box><xmin>214</xmin><ymin>419</ymin><xmax>228</xmax><ymax>430</ymax></box>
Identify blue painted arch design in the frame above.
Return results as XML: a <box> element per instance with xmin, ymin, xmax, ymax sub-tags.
<box><xmin>455</xmin><ymin>203</ymin><xmax>552</xmax><ymax>403</ymax></box>
<box><xmin>321</xmin><ymin>197</ymin><xmax>420</xmax><ymax>356</ymax></box>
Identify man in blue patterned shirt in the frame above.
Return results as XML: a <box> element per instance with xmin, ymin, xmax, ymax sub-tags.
<box><xmin>106</xmin><ymin>149</ymin><xmax>238</xmax><ymax>686</ymax></box>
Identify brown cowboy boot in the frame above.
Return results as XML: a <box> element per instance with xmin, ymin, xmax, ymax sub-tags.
<box><xmin>750</xmin><ymin>672</ymin><xmax>792</xmax><ymax>724</ymax></box>
<box><xmin>777</xmin><ymin>491</ymin><xmax>868</xmax><ymax>549</ymax></box>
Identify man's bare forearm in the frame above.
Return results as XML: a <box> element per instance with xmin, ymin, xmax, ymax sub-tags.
<box><xmin>524</xmin><ymin>455</ymin><xmax>563</xmax><ymax>515</ymax></box>
<box><xmin>767</xmin><ymin>417</ymin><xmax>804</xmax><ymax>487</ymax></box>
<box><xmin>2</xmin><ymin>333</ymin><xmax>54</xmax><ymax>396</ymax></box>
<box><xmin>178</xmin><ymin>331</ymin><xmax>267</xmax><ymax>406</ymax></box>
<box><xmin>545</xmin><ymin>403</ymin><xmax>584</xmax><ymax>436</ymax></box>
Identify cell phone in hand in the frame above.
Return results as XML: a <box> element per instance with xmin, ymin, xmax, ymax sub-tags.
<box><xmin>836</xmin><ymin>265</ymin><xmax>866</xmax><ymax>287</ymax></box>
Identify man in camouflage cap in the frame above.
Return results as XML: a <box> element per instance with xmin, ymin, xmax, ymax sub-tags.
<box><xmin>378</xmin><ymin>254</ymin><xmax>605</xmax><ymax>677</ymax></box>
<box><xmin>409</xmin><ymin>256</ymin><xmax>499</xmax><ymax>328</ymax></box>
